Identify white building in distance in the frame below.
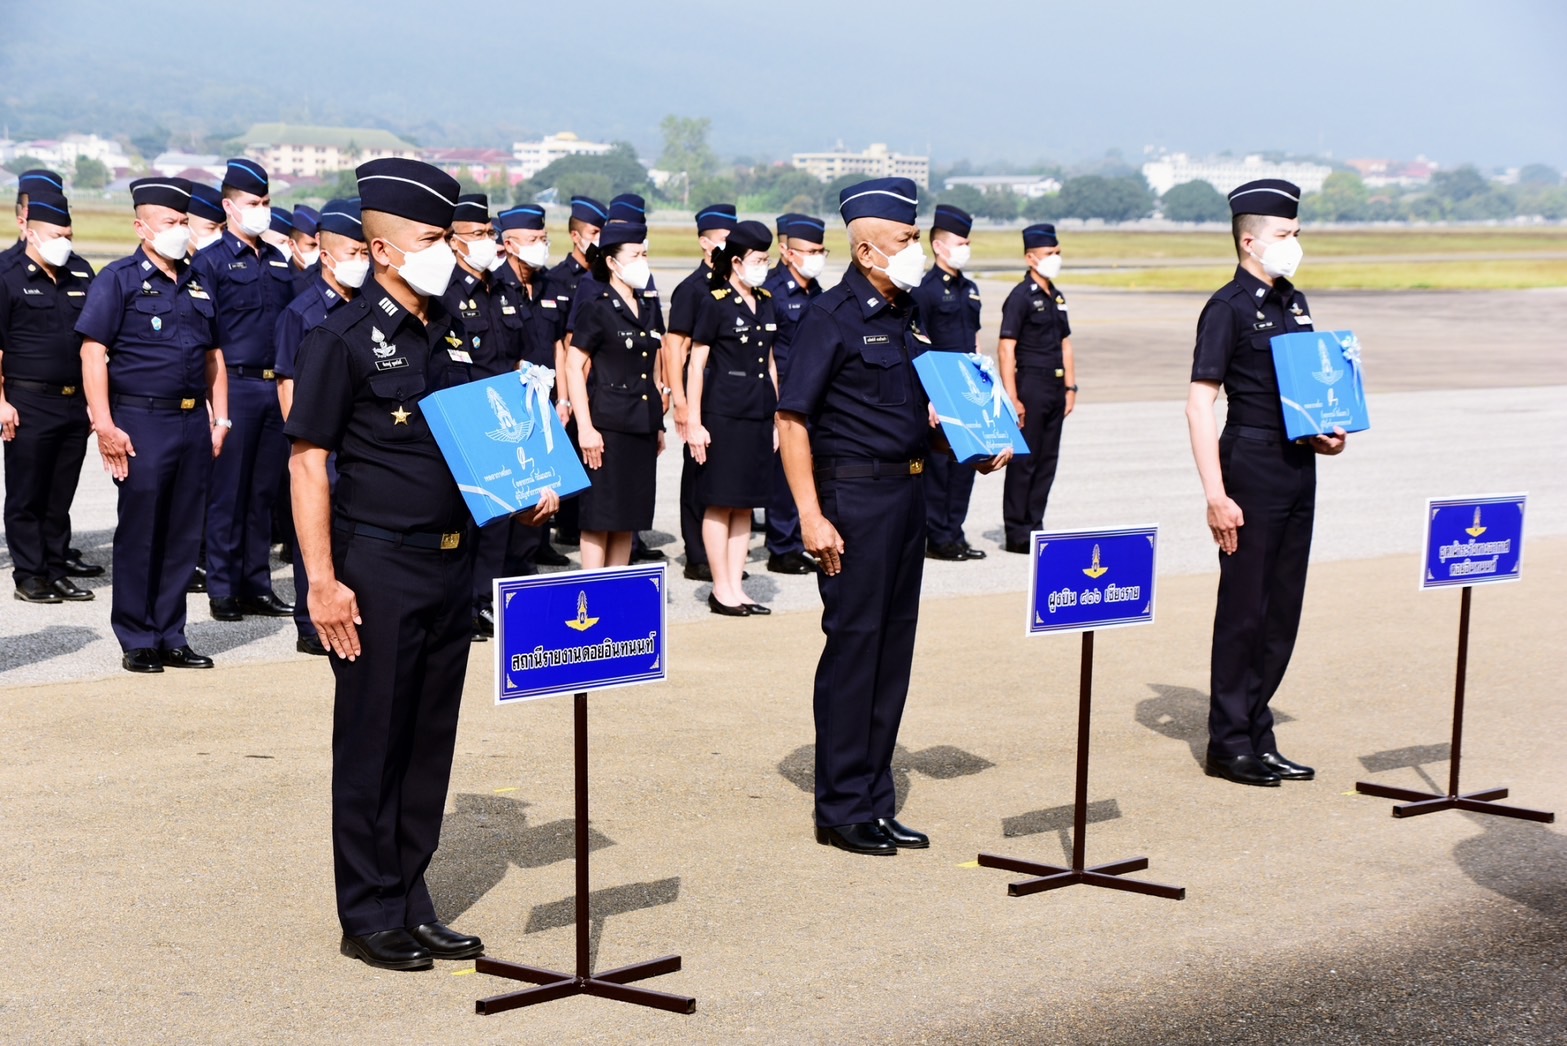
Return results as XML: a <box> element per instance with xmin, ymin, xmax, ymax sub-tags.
<box><xmin>793</xmin><ymin>143</ymin><xmax>930</xmax><ymax>188</ymax></box>
<box><xmin>238</xmin><ymin>124</ymin><xmax>420</xmax><ymax>178</ymax></box>
<box><xmin>0</xmin><ymin>133</ymin><xmax>132</xmax><ymax>173</ymax></box>
<box><xmin>944</xmin><ymin>174</ymin><xmax>1062</xmax><ymax>198</ymax></box>
<box><xmin>1142</xmin><ymin>152</ymin><xmax>1332</xmax><ymax>197</ymax></box>
<box><xmin>510</xmin><ymin>132</ymin><xmax>615</xmax><ymax>181</ymax></box>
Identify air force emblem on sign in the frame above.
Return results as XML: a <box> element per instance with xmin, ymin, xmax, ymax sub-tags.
<box><xmin>564</xmin><ymin>590</ymin><xmax>600</xmax><ymax>632</ymax></box>
<box><xmin>484</xmin><ymin>385</ymin><xmax>534</xmax><ymax>443</ymax></box>
<box><xmin>960</xmin><ymin>360</ymin><xmax>991</xmax><ymax>407</ymax></box>
<box><xmin>1082</xmin><ymin>544</ymin><xmax>1108</xmax><ymax>579</ymax></box>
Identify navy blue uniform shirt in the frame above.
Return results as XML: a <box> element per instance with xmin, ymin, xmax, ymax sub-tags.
<box><xmin>283</xmin><ymin>278</ymin><xmax>473</xmax><ymax>533</ymax></box>
<box><xmin>691</xmin><ymin>285</ymin><xmax>778</xmax><ymax>420</ymax></box>
<box><xmin>191</xmin><ymin>230</ymin><xmax>296</xmax><ymax>368</ymax></box>
<box><xmin>566</xmin><ymin>271</ymin><xmax>661</xmax><ymax>337</ymax></box>
<box><xmin>0</xmin><ymin>250</ymin><xmax>95</xmax><ymax>384</ymax></box>
<box><xmin>439</xmin><ymin>266</ymin><xmax>520</xmax><ymax>380</ymax></box>
<box><xmin>493</xmin><ymin>264</ymin><xmax>562</xmax><ymax>374</ymax></box>
<box><xmin>759</xmin><ymin>264</ymin><xmax>824</xmax><ymax>377</ymax></box>
<box><xmin>1191</xmin><ymin>264</ymin><xmax>1314</xmax><ymax>433</ymax></box>
<box><xmin>998</xmin><ymin>274</ymin><xmax>1071</xmax><ymax>370</ymax></box>
<box><xmin>909</xmin><ymin>265</ymin><xmax>980</xmax><ymax>353</ymax></box>
<box><xmin>572</xmin><ymin>287</ymin><xmax>664</xmax><ymax>434</ymax></box>
<box><xmin>75</xmin><ymin>246</ymin><xmax>218</xmax><ymax>397</ymax></box>
<box><xmin>775</xmin><ymin>266</ymin><xmax>931</xmax><ymax>462</ymax></box>
<box><xmin>666</xmin><ymin>262</ymin><xmax>711</xmax><ymax>337</ymax></box>
<box><xmin>273</xmin><ymin>276</ymin><xmax>351</xmax><ymax>381</ymax></box>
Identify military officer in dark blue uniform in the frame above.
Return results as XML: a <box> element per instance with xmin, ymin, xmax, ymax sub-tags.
<box><xmin>545</xmin><ymin>194</ymin><xmax>607</xmax><ymax>548</ymax></box>
<box><xmin>287</xmin><ymin>205</ymin><xmax>321</xmax><ymax>297</ymax></box>
<box><xmin>664</xmin><ymin>202</ymin><xmax>736</xmax><ymax>582</ymax></box>
<box><xmin>997</xmin><ymin>223</ymin><xmax>1076</xmax><ymax>553</ymax></box>
<box><xmin>191</xmin><ymin>159</ymin><xmax>297</xmax><ymax>621</ymax></box>
<box><xmin>77</xmin><ymin>177</ymin><xmax>230</xmax><ymax>673</ymax></box>
<box><xmin>911</xmin><ymin>204</ymin><xmax>987</xmax><ymax>562</ymax></box>
<box><xmin>287</xmin><ymin>158</ymin><xmax>560</xmax><ymax>971</ymax></box>
<box><xmin>778</xmin><ymin>177</ymin><xmax>1011</xmax><ymax>856</ymax></box>
<box><xmin>1187</xmin><ymin>179</ymin><xmax>1346</xmax><ymax>788</ymax></box>
<box><xmin>1</xmin><ymin>189</ymin><xmax>98</xmax><ymax>602</ymax></box>
<box><xmin>760</xmin><ymin>213</ymin><xmax>829</xmax><ymax>575</ymax></box>
<box><xmin>187</xmin><ymin>183</ymin><xmax>227</xmax><ymax>255</ymax></box>
<box><xmin>274</xmin><ymin>198</ymin><xmax>367</xmax><ymax>656</ymax></box>
<box><xmin>4</xmin><ymin>170</ymin><xmax>65</xmax><ymax>271</ymax></box>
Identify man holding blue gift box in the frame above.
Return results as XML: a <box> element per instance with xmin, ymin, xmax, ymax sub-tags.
<box><xmin>1185</xmin><ymin>178</ymin><xmax>1347</xmax><ymax>788</ymax></box>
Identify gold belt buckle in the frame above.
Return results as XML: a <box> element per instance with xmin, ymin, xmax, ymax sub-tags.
<box><xmin>180</xmin><ymin>398</ymin><xmax>197</xmax><ymax>410</ymax></box>
<box><xmin>440</xmin><ymin>532</ymin><xmax>461</xmax><ymax>550</ymax></box>
<box><xmin>263</xmin><ymin>369</ymin><xmax>276</xmax><ymax>380</ymax></box>
<box><xmin>909</xmin><ymin>459</ymin><xmax>925</xmax><ymax>475</ymax></box>
<box><xmin>61</xmin><ymin>386</ymin><xmax>77</xmax><ymax>396</ymax></box>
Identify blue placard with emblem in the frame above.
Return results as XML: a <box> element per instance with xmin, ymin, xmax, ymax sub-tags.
<box><xmin>912</xmin><ymin>351</ymin><xmax>1031</xmax><ymax>464</ymax></box>
<box><xmin>1421</xmin><ymin>495</ymin><xmax>1526</xmax><ymax>590</ymax></box>
<box><xmin>1027</xmin><ymin>526</ymin><xmax>1157</xmax><ymax>636</ymax></box>
<box><xmin>421</xmin><ymin>365</ymin><xmax>590</xmax><ymax>526</ymax></box>
<box><xmin>1268</xmin><ymin>329</ymin><xmax>1370</xmax><ymax>441</ymax></box>
<box><xmin>494</xmin><ymin>565</ymin><xmax>667</xmax><ymax>704</ymax></box>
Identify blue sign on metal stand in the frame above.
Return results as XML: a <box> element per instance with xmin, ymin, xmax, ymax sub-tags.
<box><xmin>494</xmin><ymin>564</ymin><xmax>667</xmax><ymax>704</ymax></box>
<box><xmin>1028</xmin><ymin>526</ymin><xmax>1157</xmax><ymax>636</ymax></box>
<box><xmin>1421</xmin><ymin>495</ymin><xmax>1526</xmax><ymax>590</ymax></box>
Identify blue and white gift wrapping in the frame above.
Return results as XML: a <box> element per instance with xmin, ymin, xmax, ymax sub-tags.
<box><xmin>1268</xmin><ymin>329</ymin><xmax>1371</xmax><ymax>441</ymax></box>
<box><xmin>912</xmin><ymin>352</ymin><xmax>1031</xmax><ymax>464</ymax></box>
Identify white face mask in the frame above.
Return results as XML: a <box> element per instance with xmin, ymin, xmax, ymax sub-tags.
<box><xmin>36</xmin><ymin>235</ymin><xmax>73</xmax><ymax>268</ymax></box>
<box><xmin>1252</xmin><ymin>236</ymin><xmax>1303</xmax><ymax>280</ymax></box>
<box><xmin>741</xmin><ymin>260</ymin><xmax>769</xmax><ymax>288</ymax></box>
<box><xmin>297</xmin><ymin>247</ymin><xmax>320</xmax><ymax>268</ymax></box>
<box><xmin>513</xmin><ymin>241</ymin><xmax>550</xmax><ymax>270</ymax></box>
<box><xmin>149</xmin><ymin>225</ymin><xmax>191</xmax><ymax>261</ymax></box>
<box><xmin>385</xmin><ymin>239</ymin><xmax>457</xmax><ymax>297</ymax></box>
<box><xmin>462</xmin><ymin>237</ymin><xmax>499</xmax><ymax>272</ymax></box>
<box><xmin>613</xmin><ymin>256</ymin><xmax>651</xmax><ymax>290</ymax></box>
<box><xmin>794</xmin><ymin>252</ymin><xmax>826</xmax><ymax>281</ymax></box>
<box><xmin>327</xmin><ymin>254</ymin><xmax>369</xmax><ymax>289</ymax></box>
<box><xmin>1033</xmin><ymin>254</ymin><xmax>1063</xmax><ymax>280</ymax></box>
<box><xmin>943</xmin><ymin>243</ymin><xmax>971</xmax><ymax>270</ymax></box>
<box><xmin>236</xmin><ymin>204</ymin><xmax>271</xmax><ymax>237</ymax></box>
<box><xmin>870</xmin><ymin>241</ymin><xmax>926</xmax><ymax>291</ymax></box>
<box><xmin>699</xmin><ymin>235</ymin><xmax>727</xmax><ymax>259</ymax></box>
<box><xmin>194</xmin><ymin>229</ymin><xmax>224</xmax><ymax>252</ymax></box>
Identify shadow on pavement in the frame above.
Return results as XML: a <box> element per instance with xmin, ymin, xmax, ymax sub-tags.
<box><xmin>1453</xmin><ymin>811</ymin><xmax>1567</xmax><ymax>917</ymax></box>
<box><xmin>523</xmin><ymin>876</ymin><xmax>681</xmax><ymax>973</ymax></box>
<box><xmin>777</xmin><ymin>742</ymin><xmax>996</xmax><ymax>815</ymax></box>
<box><xmin>1357</xmin><ymin>742</ymin><xmax>1452</xmax><ymax>794</ymax></box>
<box><xmin>0</xmin><ymin>624</ymin><xmax>99</xmax><ymax>674</ymax></box>
<box><xmin>1001</xmin><ymin>798</ymin><xmax>1123</xmax><ymax>861</ymax></box>
<box><xmin>1135</xmin><ymin>682</ymin><xmax>1294</xmax><ymax>766</ymax></box>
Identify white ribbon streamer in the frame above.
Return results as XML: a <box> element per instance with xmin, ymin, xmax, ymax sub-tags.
<box><xmin>518</xmin><ymin>361</ymin><xmax>556</xmax><ymax>453</ymax></box>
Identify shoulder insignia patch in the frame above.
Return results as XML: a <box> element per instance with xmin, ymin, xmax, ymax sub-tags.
<box><xmin>712</xmin><ymin>288</ymin><xmax>730</xmax><ymax>299</ymax></box>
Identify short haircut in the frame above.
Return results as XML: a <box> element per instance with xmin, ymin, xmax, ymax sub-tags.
<box><xmin>1232</xmin><ymin>213</ymin><xmax>1268</xmax><ymax>258</ymax></box>
<box><xmin>568</xmin><ymin>216</ymin><xmax>598</xmax><ymax>237</ymax></box>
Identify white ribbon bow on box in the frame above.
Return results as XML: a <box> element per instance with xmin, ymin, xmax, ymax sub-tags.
<box><xmin>518</xmin><ymin>361</ymin><xmax>556</xmax><ymax>453</ymax></box>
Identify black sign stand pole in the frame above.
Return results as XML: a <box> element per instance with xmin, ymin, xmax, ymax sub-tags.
<box><xmin>979</xmin><ymin>632</ymin><xmax>1185</xmax><ymax>900</ymax></box>
<box><xmin>1355</xmin><ymin>586</ymin><xmax>1554</xmax><ymax>822</ymax></box>
<box><xmin>476</xmin><ymin>692</ymin><xmax>695</xmax><ymax>1015</ymax></box>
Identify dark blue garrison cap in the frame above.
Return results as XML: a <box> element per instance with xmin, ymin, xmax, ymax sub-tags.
<box><xmin>130</xmin><ymin>177</ymin><xmax>193</xmax><ymax>212</ymax></box>
<box><xmin>454</xmin><ymin>193</ymin><xmax>490</xmax><ymax>224</ymax></box>
<box><xmin>222</xmin><ymin>157</ymin><xmax>269</xmax><ymax>196</ymax></box>
<box><xmin>1022</xmin><ymin>224</ymin><xmax>1058</xmax><ymax>249</ymax></box>
<box><xmin>608</xmin><ymin>193</ymin><xmax>646</xmax><ymax>223</ymax></box>
<box><xmin>188</xmin><ymin>183</ymin><xmax>224</xmax><ymax>224</ymax></box>
<box><xmin>775</xmin><ymin>213</ymin><xmax>799</xmax><ymax>237</ymax></box>
<box><xmin>1228</xmin><ymin>179</ymin><xmax>1300</xmax><ymax>219</ymax></box>
<box><xmin>780</xmin><ymin>213</ymin><xmax>826</xmax><ymax>244</ymax></box>
<box><xmin>291</xmin><ymin>205</ymin><xmax>320</xmax><ymax>235</ymax></box>
<box><xmin>16</xmin><ymin>169</ymin><xmax>64</xmax><ymax>203</ymax></box>
<box><xmin>570</xmin><ymin>195</ymin><xmax>608</xmax><ymax>226</ymax></box>
<box><xmin>838</xmin><ymin>177</ymin><xmax>918</xmax><ymax>226</ymax></box>
<box><xmin>269</xmin><ymin>206</ymin><xmax>294</xmax><ymax>236</ymax></box>
<box><xmin>599</xmin><ymin>222</ymin><xmax>647</xmax><ymax>249</ymax></box>
<box><xmin>356</xmin><ymin>158</ymin><xmax>460</xmax><ymax>228</ymax></box>
<box><xmin>317</xmin><ymin>198</ymin><xmax>364</xmax><ymax>239</ymax></box>
<box><xmin>497</xmin><ymin>204</ymin><xmax>546</xmax><ymax>231</ymax></box>
<box><xmin>933</xmin><ymin>204</ymin><xmax>973</xmax><ymax>237</ymax></box>
<box><xmin>695</xmin><ymin>203</ymin><xmax>737</xmax><ymax>233</ymax></box>
<box><xmin>25</xmin><ymin>190</ymin><xmax>71</xmax><ymax>226</ymax></box>
<box><xmin>726</xmin><ymin>220</ymin><xmax>772</xmax><ymax>254</ymax></box>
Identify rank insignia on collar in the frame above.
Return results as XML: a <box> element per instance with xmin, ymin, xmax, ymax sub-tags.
<box><xmin>377</xmin><ymin>297</ymin><xmax>398</xmax><ymax>317</ymax></box>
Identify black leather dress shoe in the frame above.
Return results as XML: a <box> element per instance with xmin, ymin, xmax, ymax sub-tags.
<box><xmin>926</xmin><ymin>541</ymin><xmax>969</xmax><ymax>561</ymax></box>
<box><xmin>740</xmin><ymin>602</ymin><xmax>771</xmax><ymax>616</ymax></box>
<box><xmin>51</xmin><ymin>578</ymin><xmax>95</xmax><ymax>601</ymax></box>
<box><xmin>64</xmin><ymin>555</ymin><xmax>105</xmax><ymax>577</ymax></box>
<box><xmin>684</xmin><ymin>562</ymin><xmax>713</xmax><ymax>582</ymax></box>
<box><xmin>122</xmin><ymin>648</ymin><xmax>164</xmax><ymax>674</ymax></box>
<box><xmin>209</xmin><ymin>597</ymin><xmax>242</xmax><ymax>621</ymax></box>
<box><xmin>960</xmin><ymin>542</ymin><xmax>987</xmax><ymax>561</ymax></box>
<box><xmin>1205</xmin><ymin>753</ymin><xmax>1282</xmax><ymax>787</ymax></box>
<box><xmin>186</xmin><ymin>566</ymin><xmax>207</xmax><ymax>593</ymax></box>
<box><xmin>1259</xmin><ymin>751</ymin><xmax>1316</xmax><ymax>780</ymax></box>
<box><xmin>239</xmin><ymin>593</ymin><xmax>294</xmax><ymax>617</ymax></box>
<box><xmin>630</xmin><ymin>545</ymin><xmax>667</xmax><ymax>562</ymax></box>
<box><xmin>535</xmin><ymin>543</ymin><xmax>571</xmax><ymax>567</ymax></box>
<box><xmin>766</xmin><ymin>551</ymin><xmax>816</xmax><ymax>574</ymax></box>
<box><xmin>816</xmin><ymin>822</ymin><xmax>896</xmax><ymax>855</ymax></box>
<box><xmin>1004</xmin><ymin>540</ymin><xmax>1030</xmax><ymax>554</ymax></box>
<box><xmin>473</xmin><ymin>605</ymin><xmax>496</xmax><ymax>638</ymax></box>
<box><xmin>296</xmin><ymin>633</ymin><xmax>329</xmax><ymax>656</ymax></box>
<box><xmin>875</xmin><ymin>817</ymin><xmax>930</xmax><ymax>848</ymax></box>
<box><xmin>406</xmin><ymin>922</ymin><xmax>484</xmax><ymax>960</ymax></box>
<box><xmin>341</xmin><ymin>929</ymin><xmax>433</xmax><ymax>971</ymax></box>
<box><xmin>708</xmin><ymin>593</ymin><xmax>750</xmax><ymax>617</ymax></box>
<box><xmin>15</xmin><ymin>577</ymin><xmax>62</xmax><ymax>603</ymax></box>
<box><xmin>161</xmin><ymin>646</ymin><xmax>214</xmax><ymax>669</ymax></box>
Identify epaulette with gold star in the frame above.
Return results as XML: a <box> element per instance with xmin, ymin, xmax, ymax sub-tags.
<box><xmin>711</xmin><ymin>287</ymin><xmax>730</xmax><ymax>300</ymax></box>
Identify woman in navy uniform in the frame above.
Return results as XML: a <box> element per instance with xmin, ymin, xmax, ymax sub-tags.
<box><xmin>685</xmin><ymin>220</ymin><xmax>779</xmax><ymax>616</ymax></box>
<box><xmin>565</xmin><ymin>222</ymin><xmax>665</xmax><ymax>569</ymax></box>
<box><xmin>1185</xmin><ymin>178</ymin><xmax>1346</xmax><ymax>787</ymax></box>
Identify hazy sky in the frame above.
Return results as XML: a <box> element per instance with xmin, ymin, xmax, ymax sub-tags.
<box><xmin>9</xmin><ymin>0</ymin><xmax>1566</xmax><ymax>169</ymax></box>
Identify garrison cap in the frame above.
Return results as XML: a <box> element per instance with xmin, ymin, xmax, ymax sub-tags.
<box><xmin>291</xmin><ymin>205</ymin><xmax>320</xmax><ymax>235</ymax></box>
<box><xmin>1227</xmin><ymin>178</ymin><xmax>1300</xmax><ymax>219</ymax></box>
<box><xmin>569</xmin><ymin>194</ymin><xmax>608</xmax><ymax>226</ymax></box>
<box><xmin>497</xmin><ymin>204</ymin><xmax>546</xmax><ymax>231</ymax></box>
<box><xmin>356</xmin><ymin>158</ymin><xmax>460</xmax><ymax>228</ymax></box>
<box><xmin>317</xmin><ymin>198</ymin><xmax>364</xmax><ymax>239</ymax></box>
<box><xmin>695</xmin><ymin>203</ymin><xmax>737</xmax><ymax>233</ymax></box>
<box><xmin>726</xmin><ymin>219</ymin><xmax>772</xmax><ymax>255</ymax></box>
<box><xmin>598</xmin><ymin>222</ymin><xmax>647</xmax><ymax>250</ymax></box>
<box><xmin>1022</xmin><ymin>223</ymin><xmax>1058</xmax><ymax>249</ymax></box>
<box><xmin>454</xmin><ymin>193</ymin><xmax>490</xmax><ymax>224</ymax></box>
<box><xmin>188</xmin><ymin>183</ymin><xmax>224</xmax><ymax>224</ymax></box>
<box><xmin>222</xmin><ymin>157</ymin><xmax>269</xmax><ymax>196</ymax></box>
<box><xmin>838</xmin><ymin>177</ymin><xmax>918</xmax><ymax>226</ymax></box>
<box><xmin>775</xmin><ymin>212</ymin><xmax>798</xmax><ymax>238</ymax></box>
<box><xmin>932</xmin><ymin>204</ymin><xmax>973</xmax><ymax>237</ymax></box>
<box><xmin>780</xmin><ymin>213</ymin><xmax>826</xmax><ymax>245</ymax></box>
<box><xmin>25</xmin><ymin>189</ymin><xmax>71</xmax><ymax>226</ymax></box>
<box><xmin>16</xmin><ymin>169</ymin><xmax>64</xmax><ymax>203</ymax></box>
<box><xmin>130</xmin><ymin>177</ymin><xmax>193</xmax><ymax>212</ymax></box>
<box><xmin>269</xmin><ymin>206</ymin><xmax>294</xmax><ymax>236</ymax></box>
<box><xmin>608</xmin><ymin>193</ymin><xmax>646</xmax><ymax>223</ymax></box>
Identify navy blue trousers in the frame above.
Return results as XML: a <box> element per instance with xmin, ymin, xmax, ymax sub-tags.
<box><xmin>111</xmin><ymin>404</ymin><xmax>211</xmax><ymax>650</ymax></box>
<box><xmin>289</xmin><ymin>454</ymin><xmax>337</xmax><ymax>637</ymax></box>
<box><xmin>3</xmin><ymin>387</ymin><xmax>89</xmax><ymax>584</ymax></box>
<box><xmin>764</xmin><ymin>451</ymin><xmax>804</xmax><ymax>557</ymax></box>
<box><xmin>922</xmin><ymin>446</ymin><xmax>976</xmax><ymax>548</ymax></box>
<box><xmin>206</xmin><ymin>376</ymin><xmax>286</xmax><ymax>600</ymax></box>
<box><xmin>680</xmin><ymin>444</ymin><xmax>707</xmax><ymax>566</ymax></box>
<box><xmin>1001</xmin><ymin>369</ymin><xmax>1066</xmax><ymax>545</ymax></box>
<box><xmin>812</xmin><ymin>472</ymin><xmax>926</xmax><ymax>827</ymax></box>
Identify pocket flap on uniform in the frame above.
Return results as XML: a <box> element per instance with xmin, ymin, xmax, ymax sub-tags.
<box><xmin>367</xmin><ymin>370</ymin><xmax>428</xmax><ymax>400</ymax></box>
<box><xmin>857</xmin><ymin>342</ymin><xmax>902</xmax><ymax>368</ymax></box>
<box><xmin>132</xmin><ymin>295</ymin><xmax>174</xmax><ymax>314</ymax></box>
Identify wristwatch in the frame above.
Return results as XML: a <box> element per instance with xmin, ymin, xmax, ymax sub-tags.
<box><xmin>1064</xmin><ymin>384</ymin><xmax>1079</xmax><ymax>393</ymax></box>
<box><xmin>214</xmin><ymin>417</ymin><xmax>233</xmax><ymax>429</ymax></box>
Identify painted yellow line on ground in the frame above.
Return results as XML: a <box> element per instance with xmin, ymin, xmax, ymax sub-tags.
<box><xmin>957</xmin><ymin>860</ymin><xmax>981</xmax><ymax>868</ymax></box>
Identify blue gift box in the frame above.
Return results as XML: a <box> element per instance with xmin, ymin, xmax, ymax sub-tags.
<box><xmin>912</xmin><ymin>352</ymin><xmax>1031</xmax><ymax>464</ymax></box>
<box><xmin>1268</xmin><ymin>329</ymin><xmax>1371</xmax><ymax>441</ymax></box>
<box><xmin>421</xmin><ymin>365</ymin><xmax>590</xmax><ymax>526</ymax></box>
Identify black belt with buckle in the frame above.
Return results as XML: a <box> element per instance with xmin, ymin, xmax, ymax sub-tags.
<box><xmin>337</xmin><ymin>522</ymin><xmax>463</xmax><ymax>551</ymax></box>
<box><xmin>227</xmin><ymin>364</ymin><xmax>278</xmax><ymax>380</ymax></box>
<box><xmin>111</xmin><ymin>394</ymin><xmax>201</xmax><ymax>411</ymax></box>
<box><xmin>1224</xmin><ymin>424</ymin><xmax>1286</xmax><ymax>444</ymax></box>
<box><xmin>5</xmin><ymin>378</ymin><xmax>80</xmax><ymax>397</ymax></box>
<box><xmin>814</xmin><ymin>458</ymin><xmax>926</xmax><ymax>480</ymax></box>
